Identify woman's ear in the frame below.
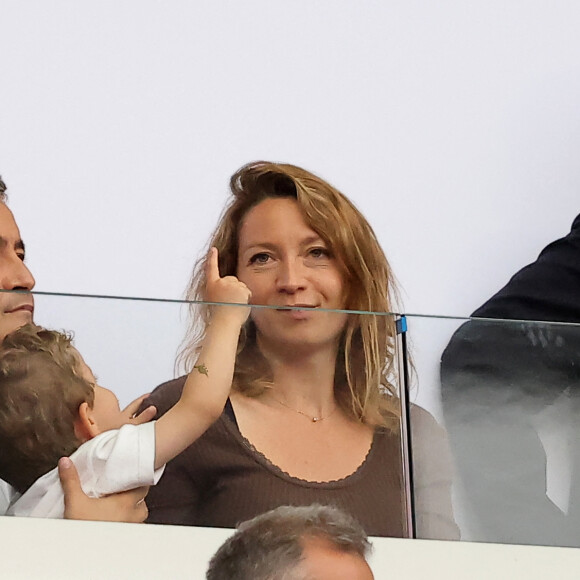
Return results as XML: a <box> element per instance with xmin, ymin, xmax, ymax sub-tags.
<box><xmin>74</xmin><ymin>402</ymin><xmax>100</xmax><ymax>442</ymax></box>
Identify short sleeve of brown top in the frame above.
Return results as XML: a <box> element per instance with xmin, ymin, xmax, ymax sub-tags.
<box><xmin>143</xmin><ymin>376</ymin><xmax>406</xmax><ymax>537</ymax></box>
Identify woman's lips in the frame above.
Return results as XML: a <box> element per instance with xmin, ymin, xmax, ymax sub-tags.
<box><xmin>276</xmin><ymin>304</ymin><xmax>318</xmax><ymax>320</ymax></box>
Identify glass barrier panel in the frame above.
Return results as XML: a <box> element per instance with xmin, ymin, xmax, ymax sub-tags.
<box><xmin>405</xmin><ymin>313</ymin><xmax>580</xmax><ymax>547</ymax></box>
<box><xmin>0</xmin><ymin>291</ymin><xmax>415</xmax><ymax>540</ymax></box>
<box><xmin>32</xmin><ymin>292</ymin><xmax>186</xmax><ymax>407</ymax></box>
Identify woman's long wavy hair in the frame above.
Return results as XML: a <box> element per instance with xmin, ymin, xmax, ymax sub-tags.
<box><xmin>179</xmin><ymin>161</ymin><xmax>401</xmax><ymax>428</ymax></box>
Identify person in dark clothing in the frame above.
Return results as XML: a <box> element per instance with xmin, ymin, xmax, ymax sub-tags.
<box><xmin>441</xmin><ymin>213</ymin><xmax>580</xmax><ymax>546</ymax></box>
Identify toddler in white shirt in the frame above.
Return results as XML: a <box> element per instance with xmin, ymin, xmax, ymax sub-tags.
<box><xmin>0</xmin><ymin>248</ymin><xmax>250</xmax><ymax>517</ymax></box>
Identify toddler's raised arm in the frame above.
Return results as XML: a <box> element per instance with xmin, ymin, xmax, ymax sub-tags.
<box><xmin>153</xmin><ymin>247</ymin><xmax>250</xmax><ymax>468</ymax></box>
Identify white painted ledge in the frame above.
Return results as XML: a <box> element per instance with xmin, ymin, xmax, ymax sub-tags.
<box><xmin>1</xmin><ymin>516</ymin><xmax>579</xmax><ymax>579</ymax></box>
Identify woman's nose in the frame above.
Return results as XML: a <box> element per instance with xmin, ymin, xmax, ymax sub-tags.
<box><xmin>276</xmin><ymin>259</ymin><xmax>306</xmax><ymax>294</ymax></box>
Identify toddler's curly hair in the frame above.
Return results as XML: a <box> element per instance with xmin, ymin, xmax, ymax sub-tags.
<box><xmin>0</xmin><ymin>324</ymin><xmax>94</xmax><ymax>493</ymax></box>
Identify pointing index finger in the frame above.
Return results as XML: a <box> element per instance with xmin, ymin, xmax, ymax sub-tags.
<box><xmin>206</xmin><ymin>247</ymin><xmax>221</xmax><ymax>283</ymax></box>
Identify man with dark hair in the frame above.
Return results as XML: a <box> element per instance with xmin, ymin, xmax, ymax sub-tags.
<box><xmin>207</xmin><ymin>504</ymin><xmax>374</xmax><ymax>580</ymax></box>
<box><xmin>0</xmin><ymin>174</ymin><xmax>36</xmax><ymax>345</ymax></box>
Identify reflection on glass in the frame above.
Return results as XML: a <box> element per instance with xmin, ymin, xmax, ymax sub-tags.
<box><xmin>408</xmin><ymin>313</ymin><xmax>580</xmax><ymax>547</ymax></box>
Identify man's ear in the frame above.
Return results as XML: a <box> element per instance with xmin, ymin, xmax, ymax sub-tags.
<box><xmin>74</xmin><ymin>402</ymin><xmax>100</xmax><ymax>442</ymax></box>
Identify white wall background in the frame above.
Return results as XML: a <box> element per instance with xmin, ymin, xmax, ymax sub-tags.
<box><xmin>2</xmin><ymin>0</ymin><xmax>579</xmax><ymax>318</ymax></box>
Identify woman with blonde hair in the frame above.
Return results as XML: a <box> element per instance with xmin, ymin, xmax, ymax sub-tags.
<box><xmin>143</xmin><ymin>161</ymin><xmax>457</xmax><ymax>538</ymax></box>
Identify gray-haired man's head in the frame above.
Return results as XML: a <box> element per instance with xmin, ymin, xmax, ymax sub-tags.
<box><xmin>207</xmin><ymin>504</ymin><xmax>374</xmax><ymax>580</ymax></box>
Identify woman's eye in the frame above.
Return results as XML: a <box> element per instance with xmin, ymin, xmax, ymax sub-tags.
<box><xmin>249</xmin><ymin>253</ymin><xmax>271</xmax><ymax>265</ymax></box>
<box><xmin>16</xmin><ymin>252</ymin><xmax>25</xmax><ymax>262</ymax></box>
<box><xmin>309</xmin><ymin>247</ymin><xmax>330</xmax><ymax>259</ymax></box>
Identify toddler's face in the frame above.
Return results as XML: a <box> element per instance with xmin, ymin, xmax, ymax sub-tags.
<box><xmin>76</xmin><ymin>352</ymin><xmax>126</xmax><ymax>433</ymax></box>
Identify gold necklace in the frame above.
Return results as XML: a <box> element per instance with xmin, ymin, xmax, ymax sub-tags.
<box><xmin>270</xmin><ymin>395</ymin><xmax>338</xmax><ymax>423</ymax></box>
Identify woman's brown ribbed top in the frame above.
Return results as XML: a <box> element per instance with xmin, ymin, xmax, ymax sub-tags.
<box><xmin>144</xmin><ymin>376</ymin><xmax>406</xmax><ymax>537</ymax></box>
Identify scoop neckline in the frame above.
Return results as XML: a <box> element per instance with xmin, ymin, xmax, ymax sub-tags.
<box><xmin>221</xmin><ymin>410</ymin><xmax>381</xmax><ymax>489</ymax></box>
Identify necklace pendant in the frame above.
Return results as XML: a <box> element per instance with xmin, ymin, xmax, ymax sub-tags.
<box><xmin>312</xmin><ymin>417</ymin><xmax>320</xmax><ymax>422</ymax></box>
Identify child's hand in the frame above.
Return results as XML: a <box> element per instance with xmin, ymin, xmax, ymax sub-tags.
<box><xmin>121</xmin><ymin>394</ymin><xmax>157</xmax><ymax>425</ymax></box>
<box><xmin>205</xmin><ymin>247</ymin><xmax>251</xmax><ymax>325</ymax></box>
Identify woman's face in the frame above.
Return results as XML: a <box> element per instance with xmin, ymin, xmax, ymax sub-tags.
<box><xmin>236</xmin><ymin>197</ymin><xmax>348</xmax><ymax>354</ymax></box>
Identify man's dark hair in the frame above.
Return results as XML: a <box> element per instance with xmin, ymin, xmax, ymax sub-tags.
<box><xmin>0</xmin><ymin>175</ymin><xmax>7</xmax><ymax>202</ymax></box>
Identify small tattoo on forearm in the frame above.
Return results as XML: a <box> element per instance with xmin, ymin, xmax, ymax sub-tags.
<box><xmin>194</xmin><ymin>363</ymin><xmax>209</xmax><ymax>376</ymax></box>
